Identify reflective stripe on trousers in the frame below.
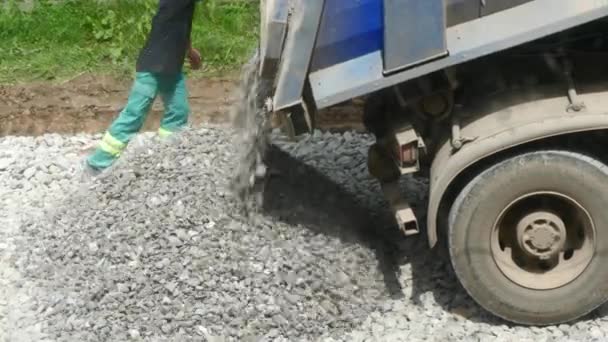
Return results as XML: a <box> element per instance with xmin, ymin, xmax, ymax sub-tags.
<box><xmin>98</xmin><ymin>132</ymin><xmax>126</xmax><ymax>156</ymax></box>
<box><xmin>158</xmin><ymin>127</ymin><xmax>174</xmax><ymax>138</ymax></box>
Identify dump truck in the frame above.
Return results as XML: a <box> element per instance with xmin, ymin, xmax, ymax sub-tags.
<box><xmin>257</xmin><ymin>0</ymin><xmax>608</xmax><ymax>325</ymax></box>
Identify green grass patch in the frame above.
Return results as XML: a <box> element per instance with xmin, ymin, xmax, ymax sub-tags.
<box><xmin>0</xmin><ymin>0</ymin><xmax>259</xmax><ymax>84</ymax></box>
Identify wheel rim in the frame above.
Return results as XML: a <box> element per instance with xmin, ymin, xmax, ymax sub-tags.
<box><xmin>491</xmin><ymin>191</ymin><xmax>596</xmax><ymax>290</ymax></box>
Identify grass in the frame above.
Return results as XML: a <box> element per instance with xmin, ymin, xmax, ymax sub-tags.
<box><xmin>0</xmin><ymin>0</ymin><xmax>259</xmax><ymax>84</ymax></box>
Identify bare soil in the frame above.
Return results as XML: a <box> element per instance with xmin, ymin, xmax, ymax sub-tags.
<box><xmin>0</xmin><ymin>73</ymin><xmax>363</xmax><ymax>137</ymax></box>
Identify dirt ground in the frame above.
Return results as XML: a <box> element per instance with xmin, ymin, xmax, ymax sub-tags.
<box><xmin>0</xmin><ymin>73</ymin><xmax>364</xmax><ymax>137</ymax></box>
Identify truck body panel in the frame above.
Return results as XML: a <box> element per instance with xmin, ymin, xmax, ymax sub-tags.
<box><xmin>267</xmin><ymin>0</ymin><xmax>606</xmax><ymax>112</ymax></box>
<box><xmin>308</xmin><ymin>0</ymin><xmax>608</xmax><ymax>109</ymax></box>
<box><xmin>308</xmin><ymin>0</ymin><xmax>534</xmax><ymax>73</ymax></box>
<box><xmin>382</xmin><ymin>0</ymin><xmax>447</xmax><ymax>73</ymax></box>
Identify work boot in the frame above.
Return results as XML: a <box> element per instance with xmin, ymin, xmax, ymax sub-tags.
<box><xmin>80</xmin><ymin>159</ymin><xmax>103</xmax><ymax>181</ymax></box>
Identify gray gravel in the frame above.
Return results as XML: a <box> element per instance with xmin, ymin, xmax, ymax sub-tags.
<box><xmin>2</xmin><ymin>127</ymin><xmax>608</xmax><ymax>341</ymax></box>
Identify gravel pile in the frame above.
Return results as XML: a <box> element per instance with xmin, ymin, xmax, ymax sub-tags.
<box><xmin>0</xmin><ymin>133</ymin><xmax>101</xmax><ymax>341</ymax></box>
<box><xmin>12</xmin><ymin>128</ymin><xmax>392</xmax><ymax>341</ymax></box>
<box><xmin>2</xmin><ymin>127</ymin><xmax>608</xmax><ymax>341</ymax></box>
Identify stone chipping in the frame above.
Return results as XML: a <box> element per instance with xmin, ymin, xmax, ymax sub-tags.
<box><xmin>1</xmin><ymin>127</ymin><xmax>608</xmax><ymax>341</ymax></box>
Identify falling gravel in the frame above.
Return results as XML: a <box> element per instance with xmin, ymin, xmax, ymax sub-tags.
<box><xmin>229</xmin><ymin>51</ymin><xmax>272</xmax><ymax>217</ymax></box>
<box><xmin>3</xmin><ymin>127</ymin><xmax>608</xmax><ymax>341</ymax></box>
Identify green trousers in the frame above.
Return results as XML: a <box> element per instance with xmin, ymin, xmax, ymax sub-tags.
<box><xmin>87</xmin><ymin>72</ymin><xmax>190</xmax><ymax>170</ymax></box>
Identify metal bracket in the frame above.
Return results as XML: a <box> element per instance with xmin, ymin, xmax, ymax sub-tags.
<box><xmin>451</xmin><ymin>117</ymin><xmax>477</xmax><ymax>151</ymax></box>
<box><xmin>381</xmin><ymin>181</ymin><xmax>419</xmax><ymax>236</ymax></box>
<box><xmin>555</xmin><ymin>54</ymin><xmax>586</xmax><ymax>113</ymax></box>
<box><xmin>565</xmin><ymin>71</ymin><xmax>586</xmax><ymax>113</ymax></box>
<box><xmin>394</xmin><ymin>127</ymin><xmax>425</xmax><ymax>174</ymax></box>
<box><xmin>264</xmin><ymin>97</ymin><xmax>274</xmax><ymax>112</ymax></box>
<box><xmin>273</xmin><ymin>79</ymin><xmax>316</xmax><ymax>140</ymax></box>
<box><xmin>367</xmin><ymin>125</ymin><xmax>424</xmax><ymax>184</ymax></box>
<box><xmin>566</xmin><ymin>89</ymin><xmax>585</xmax><ymax>112</ymax></box>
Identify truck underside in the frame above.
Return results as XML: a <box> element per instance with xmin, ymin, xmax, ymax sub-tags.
<box><xmin>259</xmin><ymin>0</ymin><xmax>608</xmax><ymax>326</ymax></box>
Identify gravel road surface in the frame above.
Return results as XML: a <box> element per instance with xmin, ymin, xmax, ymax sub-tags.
<box><xmin>1</xmin><ymin>127</ymin><xmax>608</xmax><ymax>341</ymax></box>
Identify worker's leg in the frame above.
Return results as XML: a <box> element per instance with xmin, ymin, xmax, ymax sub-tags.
<box><xmin>87</xmin><ymin>72</ymin><xmax>159</xmax><ymax>170</ymax></box>
<box><xmin>158</xmin><ymin>72</ymin><xmax>190</xmax><ymax>138</ymax></box>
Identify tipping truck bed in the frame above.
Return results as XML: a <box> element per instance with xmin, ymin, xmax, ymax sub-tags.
<box><xmin>261</xmin><ymin>0</ymin><xmax>608</xmax><ymax>132</ymax></box>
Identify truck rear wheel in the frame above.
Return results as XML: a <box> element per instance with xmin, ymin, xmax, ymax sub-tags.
<box><xmin>448</xmin><ymin>150</ymin><xmax>608</xmax><ymax>325</ymax></box>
